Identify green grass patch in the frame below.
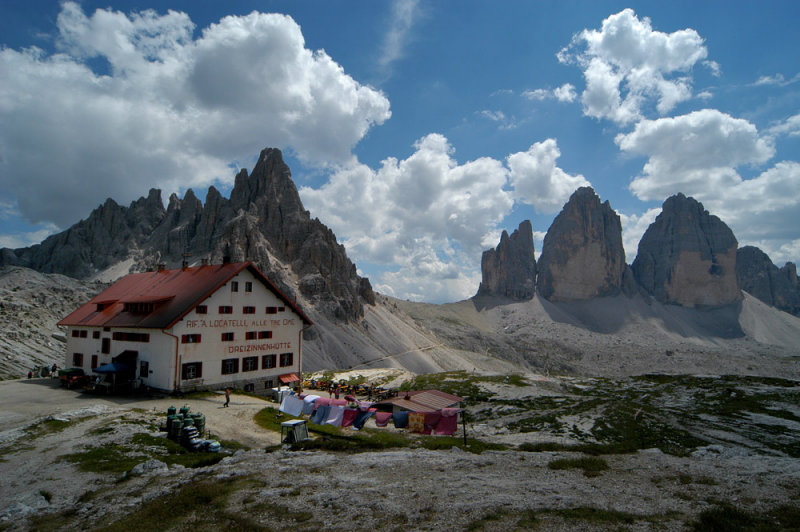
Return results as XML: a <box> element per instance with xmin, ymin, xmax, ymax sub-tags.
<box><xmin>93</xmin><ymin>477</ymin><xmax>263</xmax><ymax>532</ymax></box>
<box><xmin>61</xmin><ymin>432</ymin><xmax>225</xmax><ymax>474</ymax></box>
<box><xmin>548</xmin><ymin>456</ymin><xmax>609</xmax><ymax>477</ymax></box>
<box><xmin>129</xmin><ymin>432</ymin><xmax>225</xmax><ymax>468</ymax></box>
<box><xmin>26</xmin><ymin>508</ymin><xmax>79</xmax><ymax>532</ymax></box>
<box><xmin>60</xmin><ymin>444</ymin><xmax>144</xmax><ymax>474</ymax></box>
<box><xmin>24</xmin><ymin>417</ymin><xmax>71</xmax><ymax>439</ymax></box>
<box><xmin>692</xmin><ymin>503</ymin><xmax>800</xmax><ymax>531</ymax></box>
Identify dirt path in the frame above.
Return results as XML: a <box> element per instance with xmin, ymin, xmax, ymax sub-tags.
<box><xmin>0</xmin><ymin>378</ymin><xmax>281</xmax><ymax>449</ymax></box>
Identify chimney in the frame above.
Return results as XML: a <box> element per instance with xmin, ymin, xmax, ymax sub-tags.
<box><xmin>157</xmin><ymin>264</ymin><xmax>166</xmax><ymax>272</ymax></box>
<box><xmin>222</xmin><ymin>255</ymin><xmax>231</xmax><ymax>264</ymax></box>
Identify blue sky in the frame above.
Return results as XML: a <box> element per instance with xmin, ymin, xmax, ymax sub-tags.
<box><xmin>1</xmin><ymin>1</ymin><xmax>799</xmax><ymax>302</ymax></box>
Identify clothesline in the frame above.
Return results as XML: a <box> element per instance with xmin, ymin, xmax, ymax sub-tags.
<box><xmin>279</xmin><ymin>392</ymin><xmax>461</xmax><ymax>435</ymax></box>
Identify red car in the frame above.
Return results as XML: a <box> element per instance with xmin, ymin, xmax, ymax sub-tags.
<box><xmin>59</xmin><ymin>368</ymin><xmax>91</xmax><ymax>389</ymax></box>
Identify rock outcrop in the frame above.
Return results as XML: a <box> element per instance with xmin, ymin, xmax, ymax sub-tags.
<box><xmin>0</xmin><ymin>148</ymin><xmax>373</xmax><ymax>321</ymax></box>
<box><xmin>737</xmin><ymin>246</ymin><xmax>800</xmax><ymax>316</ymax></box>
<box><xmin>633</xmin><ymin>193</ymin><xmax>740</xmax><ymax>307</ymax></box>
<box><xmin>476</xmin><ymin>220</ymin><xmax>536</xmax><ymax>300</ymax></box>
<box><xmin>536</xmin><ymin>187</ymin><xmax>629</xmax><ymax>301</ymax></box>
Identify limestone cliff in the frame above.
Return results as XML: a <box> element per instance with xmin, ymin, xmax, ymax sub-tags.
<box><xmin>476</xmin><ymin>220</ymin><xmax>536</xmax><ymax>300</ymax></box>
<box><xmin>633</xmin><ymin>193</ymin><xmax>740</xmax><ymax>307</ymax></box>
<box><xmin>737</xmin><ymin>246</ymin><xmax>800</xmax><ymax>316</ymax></box>
<box><xmin>536</xmin><ymin>187</ymin><xmax>628</xmax><ymax>301</ymax></box>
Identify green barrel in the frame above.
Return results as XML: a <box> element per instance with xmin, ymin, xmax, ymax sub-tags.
<box><xmin>191</xmin><ymin>413</ymin><xmax>205</xmax><ymax>435</ymax></box>
<box><xmin>170</xmin><ymin>418</ymin><xmax>183</xmax><ymax>440</ymax></box>
<box><xmin>179</xmin><ymin>405</ymin><xmax>190</xmax><ymax>417</ymax></box>
<box><xmin>182</xmin><ymin>417</ymin><xmax>194</xmax><ymax>427</ymax></box>
<box><xmin>166</xmin><ymin>414</ymin><xmax>178</xmax><ymax>432</ymax></box>
<box><xmin>167</xmin><ymin>406</ymin><xmax>177</xmax><ymax>417</ymax></box>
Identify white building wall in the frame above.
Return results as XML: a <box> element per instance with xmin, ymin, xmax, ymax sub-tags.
<box><xmin>63</xmin><ymin>326</ymin><xmax>173</xmax><ymax>387</ymax></box>
<box><xmin>168</xmin><ymin>269</ymin><xmax>304</xmax><ymax>393</ymax></box>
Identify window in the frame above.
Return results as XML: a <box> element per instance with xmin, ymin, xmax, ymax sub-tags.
<box><xmin>72</xmin><ymin>353</ymin><xmax>83</xmax><ymax>366</ymax></box>
<box><xmin>265</xmin><ymin>379</ymin><xmax>274</xmax><ymax>389</ymax></box>
<box><xmin>231</xmin><ymin>281</ymin><xmax>239</xmax><ymax>292</ymax></box>
<box><xmin>243</xmin><ymin>306</ymin><xmax>256</xmax><ymax>314</ymax></box>
<box><xmin>91</xmin><ymin>355</ymin><xmax>98</xmax><ymax>369</ymax></box>
<box><xmin>258</xmin><ymin>330</ymin><xmax>272</xmax><ymax>339</ymax></box>
<box><xmin>245</xmin><ymin>282</ymin><xmax>253</xmax><ymax>292</ymax></box>
<box><xmin>244</xmin><ymin>383</ymin><xmax>255</xmax><ymax>392</ymax></box>
<box><xmin>279</xmin><ymin>352</ymin><xmax>293</xmax><ymax>367</ymax></box>
<box><xmin>196</xmin><ymin>305</ymin><xmax>208</xmax><ymax>314</ymax></box>
<box><xmin>221</xmin><ymin>358</ymin><xmax>239</xmax><ymax>375</ymax></box>
<box><xmin>245</xmin><ymin>331</ymin><xmax>257</xmax><ymax>340</ymax></box>
<box><xmin>221</xmin><ymin>332</ymin><xmax>234</xmax><ymax>342</ymax></box>
<box><xmin>262</xmin><ymin>354</ymin><xmax>276</xmax><ymax>369</ymax></box>
<box><xmin>123</xmin><ymin>302</ymin><xmax>154</xmax><ymax>314</ymax></box>
<box><xmin>92</xmin><ymin>331</ymin><xmax>100</xmax><ymax>339</ymax></box>
<box><xmin>243</xmin><ymin>356</ymin><xmax>258</xmax><ymax>372</ymax></box>
<box><xmin>112</xmin><ymin>332</ymin><xmax>150</xmax><ymax>342</ymax></box>
<box><xmin>266</xmin><ymin>306</ymin><xmax>277</xmax><ymax>314</ymax></box>
<box><xmin>182</xmin><ymin>362</ymin><xmax>203</xmax><ymax>380</ymax></box>
<box><xmin>139</xmin><ymin>360</ymin><xmax>149</xmax><ymax>378</ymax></box>
<box><xmin>181</xmin><ymin>334</ymin><xmax>202</xmax><ymax>344</ymax></box>
<box><xmin>219</xmin><ymin>306</ymin><xmax>232</xmax><ymax>314</ymax></box>
<box><xmin>72</xmin><ymin>330</ymin><xmax>88</xmax><ymax>338</ymax></box>
<box><xmin>101</xmin><ymin>338</ymin><xmax>110</xmax><ymax>354</ymax></box>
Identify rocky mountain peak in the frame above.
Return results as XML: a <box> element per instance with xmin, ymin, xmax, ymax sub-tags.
<box><xmin>633</xmin><ymin>193</ymin><xmax>740</xmax><ymax>307</ymax></box>
<box><xmin>737</xmin><ymin>246</ymin><xmax>800</xmax><ymax>315</ymax></box>
<box><xmin>0</xmin><ymin>147</ymin><xmax>372</xmax><ymax>322</ymax></box>
<box><xmin>536</xmin><ymin>186</ymin><xmax>628</xmax><ymax>301</ymax></box>
<box><xmin>476</xmin><ymin>220</ymin><xmax>536</xmax><ymax>300</ymax></box>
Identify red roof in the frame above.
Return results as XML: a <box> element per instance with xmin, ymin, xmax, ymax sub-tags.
<box><xmin>375</xmin><ymin>389</ymin><xmax>463</xmax><ymax>412</ymax></box>
<box><xmin>58</xmin><ymin>262</ymin><xmax>312</xmax><ymax>329</ymax></box>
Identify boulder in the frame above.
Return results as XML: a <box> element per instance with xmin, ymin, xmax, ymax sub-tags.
<box><xmin>633</xmin><ymin>193</ymin><xmax>740</xmax><ymax>307</ymax></box>
<box><xmin>536</xmin><ymin>187</ymin><xmax>627</xmax><ymax>301</ymax></box>
<box><xmin>476</xmin><ymin>220</ymin><xmax>536</xmax><ymax>300</ymax></box>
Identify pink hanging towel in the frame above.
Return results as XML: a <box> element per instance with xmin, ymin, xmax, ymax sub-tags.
<box><xmin>423</xmin><ymin>412</ymin><xmax>442</xmax><ymax>434</ymax></box>
<box><xmin>434</xmin><ymin>408</ymin><xmax>460</xmax><ymax>435</ymax></box>
<box><xmin>315</xmin><ymin>397</ymin><xmax>332</xmax><ymax>407</ymax></box>
<box><xmin>374</xmin><ymin>412</ymin><xmax>393</xmax><ymax>427</ymax></box>
<box><xmin>341</xmin><ymin>408</ymin><xmax>358</xmax><ymax>427</ymax></box>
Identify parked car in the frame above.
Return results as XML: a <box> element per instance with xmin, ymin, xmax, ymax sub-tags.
<box><xmin>59</xmin><ymin>368</ymin><xmax>91</xmax><ymax>389</ymax></box>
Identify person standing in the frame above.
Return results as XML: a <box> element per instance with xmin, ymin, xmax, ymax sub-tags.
<box><xmin>224</xmin><ymin>387</ymin><xmax>231</xmax><ymax>407</ymax></box>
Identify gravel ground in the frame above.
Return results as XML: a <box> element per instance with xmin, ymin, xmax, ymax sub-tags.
<box><xmin>1</xmin><ymin>375</ymin><xmax>799</xmax><ymax>531</ymax></box>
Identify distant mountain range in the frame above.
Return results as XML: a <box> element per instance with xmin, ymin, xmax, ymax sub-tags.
<box><xmin>478</xmin><ymin>186</ymin><xmax>800</xmax><ymax>317</ymax></box>
<box><xmin>1</xmin><ymin>148</ymin><xmax>373</xmax><ymax>323</ymax></box>
<box><xmin>1</xmin><ymin>148</ymin><xmax>798</xmax><ymax>380</ymax></box>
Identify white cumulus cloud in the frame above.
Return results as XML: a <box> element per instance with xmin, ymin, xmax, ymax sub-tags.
<box><xmin>0</xmin><ymin>2</ymin><xmax>390</xmax><ymax>228</ymax></box>
<box><xmin>299</xmin><ymin>134</ymin><xmax>514</xmax><ymax>301</ymax></box>
<box><xmin>617</xmin><ymin>109</ymin><xmax>800</xmax><ymax>267</ymax></box>
<box><xmin>616</xmin><ymin>109</ymin><xmax>774</xmax><ymax>201</ymax></box>
<box><xmin>507</xmin><ymin>139</ymin><xmax>591</xmax><ymax>214</ymax></box>
<box><xmin>559</xmin><ymin>8</ymin><xmax>708</xmax><ymax>124</ymax></box>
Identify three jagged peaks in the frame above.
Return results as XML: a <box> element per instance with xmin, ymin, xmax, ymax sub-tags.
<box><xmin>477</xmin><ymin>187</ymin><xmax>799</xmax><ymax>315</ymax></box>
